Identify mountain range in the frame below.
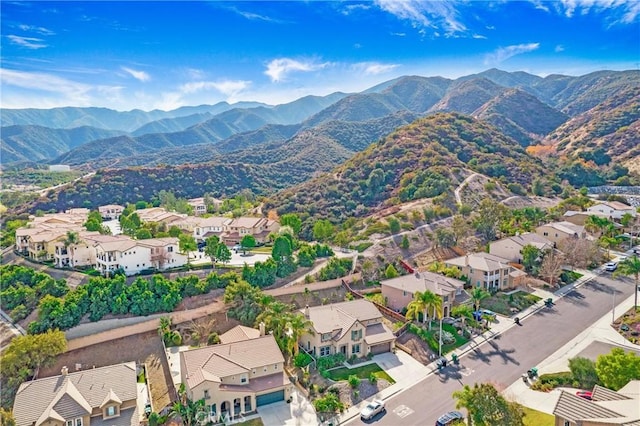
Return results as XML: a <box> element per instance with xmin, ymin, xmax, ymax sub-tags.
<box><xmin>3</xmin><ymin>68</ymin><xmax>639</xmax><ymax>217</ymax></box>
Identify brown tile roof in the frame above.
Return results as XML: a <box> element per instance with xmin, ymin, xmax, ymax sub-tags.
<box><xmin>445</xmin><ymin>252</ymin><xmax>513</xmax><ymax>272</ymax></box>
<box><xmin>228</xmin><ymin>217</ymin><xmax>267</xmax><ymax>229</ymax></box>
<box><xmin>13</xmin><ymin>362</ymin><xmax>137</xmax><ymax>426</ymax></box>
<box><xmin>553</xmin><ymin>390</ymin><xmax>635</xmax><ymax>424</ymax></box>
<box><xmin>593</xmin><ymin>384</ymin><xmax>631</xmax><ymax>402</ymax></box>
<box><xmin>219</xmin><ymin>372</ymin><xmax>288</xmax><ymax>393</ymax></box>
<box><xmin>181</xmin><ymin>335</ymin><xmax>284</xmax><ymax>389</ymax></box>
<box><xmin>302</xmin><ymin>299</ymin><xmax>383</xmax><ymax>337</ymax></box>
<box><xmin>364</xmin><ymin>323</ymin><xmax>396</xmax><ymax>345</ymax></box>
<box><xmin>381</xmin><ymin>271</ymin><xmax>464</xmax><ymax>297</ymax></box>
<box><xmin>501</xmin><ymin>233</ymin><xmax>553</xmax><ymax>250</ymax></box>
<box><xmin>219</xmin><ymin>325</ymin><xmax>261</xmax><ymax>344</ymax></box>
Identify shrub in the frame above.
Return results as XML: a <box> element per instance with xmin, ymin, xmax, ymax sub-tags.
<box><xmin>294</xmin><ymin>352</ymin><xmax>313</xmax><ymax>368</ymax></box>
<box><xmin>207</xmin><ymin>332</ymin><xmax>220</xmax><ymax>345</ymax></box>
<box><xmin>369</xmin><ymin>373</ymin><xmax>378</xmax><ymax>384</ymax></box>
<box><xmin>348</xmin><ymin>375</ymin><xmax>361</xmax><ymax>388</ymax></box>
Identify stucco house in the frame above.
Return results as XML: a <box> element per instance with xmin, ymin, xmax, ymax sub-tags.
<box><xmin>299</xmin><ymin>299</ymin><xmax>396</xmax><ymax>359</ymax></box>
<box><xmin>563</xmin><ymin>210</ymin><xmax>609</xmax><ymax>226</ymax></box>
<box><xmin>444</xmin><ymin>252</ymin><xmax>526</xmax><ymax>291</ymax></box>
<box><xmin>553</xmin><ymin>380</ymin><xmax>640</xmax><ymax>426</ymax></box>
<box><xmin>587</xmin><ymin>201</ymin><xmax>637</xmax><ymax>221</ymax></box>
<box><xmin>191</xmin><ymin>216</ymin><xmax>232</xmax><ymax>242</ymax></box>
<box><xmin>179</xmin><ymin>332</ymin><xmax>291</xmax><ymax>423</ymax></box>
<box><xmin>98</xmin><ymin>204</ymin><xmax>124</xmax><ymax>221</ymax></box>
<box><xmin>95</xmin><ymin>237</ymin><xmax>186</xmax><ymax>276</ymax></box>
<box><xmin>12</xmin><ymin>362</ymin><xmax>144</xmax><ymax>426</ymax></box>
<box><xmin>381</xmin><ymin>271</ymin><xmax>466</xmax><ymax>318</ymax></box>
<box><xmin>489</xmin><ymin>233</ymin><xmax>554</xmax><ymax>264</ymax></box>
<box><xmin>535</xmin><ymin>221</ymin><xmax>587</xmax><ymax>246</ymax></box>
<box><xmin>222</xmin><ymin>217</ymin><xmax>280</xmax><ymax>245</ymax></box>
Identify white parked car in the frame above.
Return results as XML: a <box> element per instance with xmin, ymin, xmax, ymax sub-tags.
<box><xmin>360</xmin><ymin>399</ymin><xmax>385</xmax><ymax>420</ymax></box>
<box><xmin>605</xmin><ymin>262</ymin><xmax>618</xmax><ymax>272</ymax></box>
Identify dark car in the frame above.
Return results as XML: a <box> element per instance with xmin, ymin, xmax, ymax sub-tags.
<box><xmin>436</xmin><ymin>410</ymin><xmax>464</xmax><ymax>425</ymax></box>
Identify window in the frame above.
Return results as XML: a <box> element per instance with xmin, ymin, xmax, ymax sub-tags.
<box><xmin>76</xmin><ymin>419</ymin><xmax>82</xmax><ymax>426</ymax></box>
<box><xmin>204</xmin><ymin>390</ymin><xmax>210</xmax><ymax>399</ymax></box>
<box><xmin>352</xmin><ymin>344</ymin><xmax>361</xmax><ymax>355</ymax></box>
<box><xmin>168</xmin><ymin>246</ymin><xmax>173</xmax><ymax>252</ymax></box>
<box><xmin>106</xmin><ymin>406</ymin><xmax>116</xmax><ymax>417</ymax></box>
<box><xmin>320</xmin><ymin>346</ymin><xmax>331</xmax><ymax>357</ymax></box>
<box><xmin>321</xmin><ymin>333</ymin><xmax>332</xmax><ymax>342</ymax></box>
<box><xmin>563</xmin><ymin>421</ymin><xmax>570</xmax><ymax>426</ymax></box>
<box><xmin>351</xmin><ymin>329</ymin><xmax>362</xmax><ymax>341</ymax></box>
<box><xmin>274</xmin><ymin>364</ymin><xmax>278</xmax><ymax>370</ymax></box>
<box><xmin>66</xmin><ymin>421</ymin><xmax>73</xmax><ymax>426</ymax></box>
<box><xmin>403</xmin><ymin>290</ymin><xmax>407</xmax><ymax>297</ymax></box>
<box><xmin>241</xmin><ymin>376</ymin><xmax>247</xmax><ymax>383</ymax></box>
<box><xmin>210</xmin><ymin>403</ymin><xmax>217</xmax><ymax>415</ymax></box>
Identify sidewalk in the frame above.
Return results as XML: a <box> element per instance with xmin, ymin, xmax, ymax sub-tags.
<box><xmin>503</xmin><ymin>291</ymin><xmax>640</xmax><ymax>414</ymax></box>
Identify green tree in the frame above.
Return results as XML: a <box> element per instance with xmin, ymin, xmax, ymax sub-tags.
<box><xmin>297</xmin><ymin>244</ymin><xmax>317</xmax><ymax>267</ymax></box>
<box><xmin>272</xmin><ymin>236</ymin><xmax>293</xmax><ymax>261</ymax></box>
<box><xmin>521</xmin><ymin>244</ymin><xmax>541</xmax><ymax>273</ymax></box>
<box><xmin>470</xmin><ymin>287</ymin><xmax>490</xmax><ymax>312</ymax></box>
<box><xmin>204</xmin><ymin>235</ymin><xmax>220</xmax><ymax>267</ymax></box>
<box><xmin>313</xmin><ymin>219</ymin><xmax>335</xmax><ymax>242</ymax></box>
<box><xmin>334</xmin><ymin>231</ymin><xmax>350</xmax><ymax>249</ymax></box>
<box><xmin>283</xmin><ymin>312</ymin><xmax>314</xmax><ymax>360</ymax></box>
<box><xmin>388</xmin><ymin>217</ymin><xmax>401</xmax><ymax>234</ymax></box>
<box><xmin>224</xmin><ymin>280</ymin><xmax>263</xmax><ymax>325</ymax></box>
<box><xmin>400</xmin><ymin>235</ymin><xmax>410</xmax><ymax>249</ymax></box>
<box><xmin>216</xmin><ymin>244</ymin><xmax>232</xmax><ymax>266</ymax></box>
<box><xmin>313</xmin><ymin>392</ymin><xmax>344</xmax><ymax>415</ymax></box>
<box><xmin>453</xmin><ymin>383</ymin><xmax>524</xmax><ymax>426</ymax></box>
<box><xmin>240</xmin><ymin>235</ymin><xmax>256</xmax><ymax>254</ymax></box>
<box><xmin>531</xmin><ymin>178</ymin><xmax>545</xmax><ymax>196</ymax></box>
<box><xmin>170</xmin><ymin>383</ymin><xmax>205</xmax><ymax>426</ymax></box>
<box><xmin>473</xmin><ymin>199</ymin><xmax>507</xmax><ymax>242</ymax></box>
<box><xmin>452</xmin><ymin>215</ymin><xmax>470</xmax><ymax>244</ymax></box>
<box><xmin>614</xmin><ymin>255</ymin><xmax>640</xmax><ymax>310</ymax></box>
<box><xmin>0</xmin><ymin>408</ymin><xmax>16</xmax><ymax>426</ymax></box>
<box><xmin>406</xmin><ymin>290</ymin><xmax>442</xmax><ymax>329</ymax></box>
<box><xmin>168</xmin><ymin>225</ymin><xmax>182</xmax><ymax>238</ymax></box>
<box><xmin>569</xmin><ymin>357</ymin><xmax>600</xmax><ymax>390</ymax></box>
<box><xmin>384</xmin><ymin>264</ymin><xmax>399</xmax><ymax>279</ymax></box>
<box><xmin>595</xmin><ymin>347</ymin><xmax>640</xmax><ymax>391</ymax></box>
<box><xmin>280</xmin><ymin>213</ymin><xmax>302</xmax><ymax>235</ymax></box>
<box><xmin>178</xmin><ymin>234</ymin><xmax>197</xmax><ymax>266</ymax></box>
<box><xmin>435</xmin><ymin>228</ymin><xmax>456</xmax><ymax>249</ymax></box>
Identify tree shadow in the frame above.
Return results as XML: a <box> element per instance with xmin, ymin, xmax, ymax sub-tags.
<box><xmin>466</xmin><ymin>340</ymin><xmax>520</xmax><ymax>367</ymax></box>
<box><xmin>562</xmin><ymin>290</ymin><xmax>589</xmax><ymax>307</ymax></box>
<box><xmin>584</xmin><ymin>280</ymin><xmax>620</xmax><ymax>294</ymax></box>
<box><xmin>436</xmin><ymin>364</ymin><xmax>464</xmax><ymax>383</ymax></box>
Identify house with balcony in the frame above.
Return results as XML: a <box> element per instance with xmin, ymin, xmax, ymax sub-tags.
<box><xmin>489</xmin><ymin>233</ymin><xmax>554</xmax><ymax>264</ymax></box>
<box><xmin>381</xmin><ymin>271</ymin><xmax>466</xmax><ymax>318</ymax></box>
<box><xmin>299</xmin><ymin>299</ymin><xmax>396</xmax><ymax>359</ymax></box>
<box><xmin>587</xmin><ymin>201</ymin><xmax>637</xmax><ymax>221</ymax></box>
<box><xmin>444</xmin><ymin>252</ymin><xmax>526</xmax><ymax>291</ymax></box>
<box><xmin>94</xmin><ymin>237</ymin><xmax>186</xmax><ymax>276</ymax></box>
<box><xmin>98</xmin><ymin>204</ymin><xmax>124</xmax><ymax>220</ymax></box>
<box><xmin>553</xmin><ymin>380</ymin><xmax>640</xmax><ymax>426</ymax></box>
<box><xmin>192</xmin><ymin>216</ymin><xmax>232</xmax><ymax>242</ymax></box>
<box><xmin>179</xmin><ymin>332</ymin><xmax>291</xmax><ymax>423</ymax></box>
<box><xmin>535</xmin><ymin>221</ymin><xmax>587</xmax><ymax>246</ymax></box>
<box><xmin>222</xmin><ymin>217</ymin><xmax>280</xmax><ymax>245</ymax></box>
<box><xmin>12</xmin><ymin>362</ymin><xmax>144</xmax><ymax>426</ymax></box>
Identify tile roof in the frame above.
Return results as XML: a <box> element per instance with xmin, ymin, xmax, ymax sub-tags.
<box><xmin>219</xmin><ymin>372</ymin><xmax>288</xmax><ymax>393</ymax></box>
<box><xmin>181</xmin><ymin>335</ymin><xmax>284</xmax><ymax>389</ymax></box>
<box><xmin>445</xmin><ymin>252</ymin><xmax>513</xmax><ymax>272</ymax></box>
<box><xmin>381</xmin><ymin>270</ymin><xmax>464</xmax><ymax>297</ymax></box>
<box><xmin>593</xmin><ymin>384</ymin><xmax>631</xmax><ymax>402</ymax></box>
<box><xmin>553</xmin><ymin>390</ymin><xmax>622</xmax><ymax>422</ymax></box>
<box><xmin>540</xmin><ymin>221</ymin><xmax>585</xmax><ymax>235</ymax></box>
<box><xmin>554</xmin><ymin>386</ymin><xmax>640</xmax><ymax>425</ymax></box>
<box><xmin>90</xmin><ymin>406</ymin><xmax>140</xmax><ymax>426</ymax></box>
<box><xmin>301</xmin><ymin>299</ymin><xmax>383</xmax><ymax>336</ymax></box>
<box><xmin>13</xmin><ymin>362</ymin><xmax>138</xmax><ymax>426</ymax></box>
<box><xmin>228</xmin><ymin>217</ymin><xmax>267</xmax><ymax>228</ymax></box>
<box><xmin>364</xmin><ymin>323</ymin><xmax>396</xmax><ymax>345</ymax></box>
<box><xmin>219</xmin><ymin>325</ymin><xmax>261</xmax><ymax>344</ymax></box>
<box><xmin>501</xmin><ymin>233</ymin><xmax>553</xmax><ymax>249</ymax></box>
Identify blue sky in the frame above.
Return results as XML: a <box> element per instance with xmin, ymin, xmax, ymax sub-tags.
<box><xmin>2</xmin><ymin>1</ymin><xmax>639</xmax><ymax>111</ymax></box>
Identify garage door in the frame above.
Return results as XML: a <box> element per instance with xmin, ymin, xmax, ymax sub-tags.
<box><xmin>256</xmin><ymin>390</ymin><xmax>285</xmax><ymax>407</ymax></box>
<box><xmin>370</xmin><ymin>342</ymin><xmax>391</xmax><ymax>355</ymax></box>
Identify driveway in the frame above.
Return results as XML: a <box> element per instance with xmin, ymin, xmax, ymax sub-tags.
<box><xmin>251</xmin><ymin>389</ymin><xmax>318</xmax><ymax>426</ymax></box>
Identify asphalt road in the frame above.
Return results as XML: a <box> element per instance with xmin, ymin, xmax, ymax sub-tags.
<box><xmin>347</xmin><ymin>273</ymin><xmax>638</xmax><ymax>426</ymax></box>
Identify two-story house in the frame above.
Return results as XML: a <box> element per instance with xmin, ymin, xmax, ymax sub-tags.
<box><xmin>94</xmin><ymin>237</ymin><xmax>186</xmax><ymax>276</ymax></box>
<box><xmin>222</xmin><ymin>217</ymin><xmax>280</xmax><ymax>245</ymax></box>
<box><xmin>445</xmin><ymin>252</ymin><xmax>526</xmax><ymax>291</ymax></box>
<box><xmin>535</xmin><ymin>221</ymin><xmax>587</xmax><ymax>246</ymax></box>
<box><xmin>12</xmin><ymin>362</ymin><xmax>143</xmax><ymax>426</ymax></box>
<box><xmin>191</xmin><ymin>216</ymin><xmax>232</xmax><ymax>242</ymax></box>
<box><xmin>98</xmin><ymin>204</ymin><xmax>124</xmax><ymax>221</ymax></box>
<box><xmin>299</xmin><ymin>299</ymin><xmax>396</xmax><ymax>359</ymax></box>
<box><xmin>489</xmin><ymin>233</ymin><xmax>554</xmax><ymax>264</ymax></box>
<box><xmin>381</xmin><ymin>271</ymin><xmax>466</xmax><ymax>318</ymax></box>
<box><xmin>553</xmin><ymin>380</ymin><xmax>640</xmax><ymax>426</ymax></box>
<box><xmin>179</xmin><ymin>333</ymin><xmax>291</xmax><ymax>423</ymax></box>
<box><xmin>587</xmin><ymin>201</ymin><xmax>637</xmax><ymax>221</ymax></box>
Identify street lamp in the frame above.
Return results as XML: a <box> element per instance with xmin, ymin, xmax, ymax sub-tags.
<box><xmin>438</xmin><ymin>316</ymin><xmax>443</xmax><ymax>357</ymax></box>
<box><xmin>611</xmin><ymin>289</ymin><xmax>616</xmax><ymax>324</ymax></box>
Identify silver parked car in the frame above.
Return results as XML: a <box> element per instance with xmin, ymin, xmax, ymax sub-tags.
<box><xmin>360</xmin><ymin>399</ymin><xmax>385</xmax><ymax>420</ymax></box>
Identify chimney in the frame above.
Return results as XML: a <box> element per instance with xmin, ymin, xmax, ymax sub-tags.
<box><xmin>61</xmin><ymin>366</ymin><xmax>68</xmax><ymax>376</ymax></box>
<box><xmin>304</xmin><ymin>305</ymin><xmax>310</xmax><ymax>318</ymax></box>
<box><xmin>259</xmin><ymin>321</ymin><xmax>265</xmax><ymax>336</ymax></box>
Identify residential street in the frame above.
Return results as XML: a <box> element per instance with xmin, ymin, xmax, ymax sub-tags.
<box><xmin>345</xmin><ymin>272</ymin><xmax>638</xmax><ymax>426</ymax></box>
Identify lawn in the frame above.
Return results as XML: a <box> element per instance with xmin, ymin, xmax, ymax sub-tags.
<box><xmin>408</xmin><ymin>322</ymin><xmax>469</xmax><ymax>354</ymax></box>
<box><xmin>251</xmin><ymin>246</ymin><xmax>273</xmax><ymax>254</ymax></box>
<box><xmin>522</xmin><ymin>406</ymin><xmax>554</xmax><ymax>426</ymax></box>
<box><xmin>482</xmin><ymin>291</ymin><xmax>541</xmax><ymax>316</ymax></box>
<box><xmin>326</xmin><ymin>363</ymin><xmax>395</xmax><ymax>383</ymax></box>
<box><xmin>560</xmin><ymin>270</ymin><xmax>583</xmax><ymax>285</ymax></box>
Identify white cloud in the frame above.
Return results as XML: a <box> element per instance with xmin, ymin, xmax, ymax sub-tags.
<box><xmin>223</xmin><ymin>5</ymin><xmax>282</xmax><ymax>23</ymax></box>
<box><xmin>353</xmin><ymin>62</ymin><xmax>400</xmax><ymax>75</ymax></box>
<box><xmin>538</xmin><ymin>0</ymin><xmax>639</xmax><ymax>24</ymax></box>
<box><xmin>17</xmin><ymin>24</ymin><xmax>55</xmax><ymax>35</ymax></box>
<box><xmin>472</xmin><ymin>34</ymin><xmax>488</xmax><ymax>39</ymax></box>
<box><xmin>264</xmin><ymin>58</ymin><xmax>328</xmax><ymax>82</ymax></box>
<box><xmin>484</xmin><ymin>43</ymin><xmax>540</xmax><ymax>65</ymax></box>
<box><xmin>555</xmin><ymin>44</ymin><xmax>565</xmax><ymax>52</ymax></box>
<box><xmin>341</xmin><ymin>3</ymin><xmax>372</xmax><ymax>15</ymax></box>
<box><xmin>7</xmin><ymin>35</ymin><xmax>47</xmax><ymax>49</ymax></box>
<box><xmin>121</xmin><ymin>66</ymin><xmax>150</xmax><ymax>82</ymax></box>
<box><xmin>180</xmin><ymin>80</ymin><xmax>250</xmax><ymax>96</ymax></box>
<box><xmin>374</xmin><ymin>0</ymin><xmax>467</xmax><ymax>36</ymax></box>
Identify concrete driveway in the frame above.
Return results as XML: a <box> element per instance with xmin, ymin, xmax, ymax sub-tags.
<box><xmin>250</xmin><ymin>389</ymin><xmax>318</xmax><ymax>426</ymax></box>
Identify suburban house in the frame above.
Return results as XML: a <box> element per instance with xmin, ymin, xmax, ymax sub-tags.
<box><xmin>179</xmin><ymin>331</ymin><xmax>291</xmax><ymax>423</ymax></box>
<box><xmin>381</xmin><ymin>271</ymin><xmax>466</xmax><ymax>318</ymax></box>
<box><xmin>587</xmin><ymin>201</ymin><xmax>637</xmax><ymax>221</ymax></box>
<box><xmin>444</xmin><ymin>252</ymin><xmax>526</xmax><ymax>291</ymax></box>
<box><xmin>219</xmin><ymin>324</ymin><xmax>262</xmax><ymax>344</ymax></box>
<box><xmin>95</xmin><ymin>237</ymin><xmax>186</xmax><ymax>276</ymax></box>
<box><xmin>98</xmin><ymin>204</ymin><xmax>124</xmax><ymax>221</ymax></box>
<box><xmin>535</xmin><ymin>221</ymin><xmax>587</xmax><ymax>246</ymax></box>
<box><xmin>191</xmin><ymin>216</ymin><xmax>232</xmax><ymax>242</ymax></box>
<box><xmin>552</xmin><ymin>380</ymin><xmax>640</xmax><ymax>426</ymax></box>
<box><xmin>563</xmin><ymin>210</ymin><xmax>609</xmax><ymax>226</ymax></box>
<box><xmin>12</xmin><ymin>362</ymin><xmax>145</xmax><ymax>426</ymax></box>
<box><xmin>489</xmin><ymin>233</ymin><xmax>554</xmax><ymax>264</ymax></box>
<box><xmin>222</xmin><ymin>217</ymin><xmax>280</xmax><ymax>245</ymax></box>
<box><xmin>187</xmin><ymin>197</ymin><xmax>222</xmax><ymax>215</ymax></box>
<box><xmin>299</xmin><ymin>299</ymin><xmax>396</xmax><ymax>359</ymax></box>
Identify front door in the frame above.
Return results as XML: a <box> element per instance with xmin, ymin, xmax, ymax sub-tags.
<box><xmin>340</xmin><ymin>345</ymin><xmax>347</xmax><ymax>355</ymax></box>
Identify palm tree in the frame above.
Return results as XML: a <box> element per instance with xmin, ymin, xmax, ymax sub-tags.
<box><xmin>406</xmin><ymin>290</ymin><xmax>443</xmax><ymax>330</ymax></box>
<box><xmin>451</xmin><ymin>305</ymin><xmax>474</xmax><ymax>327</ymax></box>
<box><xmin>470</xmin><ymin>287</ymin><xmax>490</xmax><ymax>312</ymax></box>
<box><xmin>615</xmin><ymin>256</ymin><xmax>640</xmax><ymax>310</ymax></box>
<box><xmin>283</xmin><ymin>312</ymin><xmax>314</xmax><ymax>361</ymax></box>
<box><xmin>255</xmin><ymin>300</ymin><xmax>290</xmax><ymax>341</ymax></box>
